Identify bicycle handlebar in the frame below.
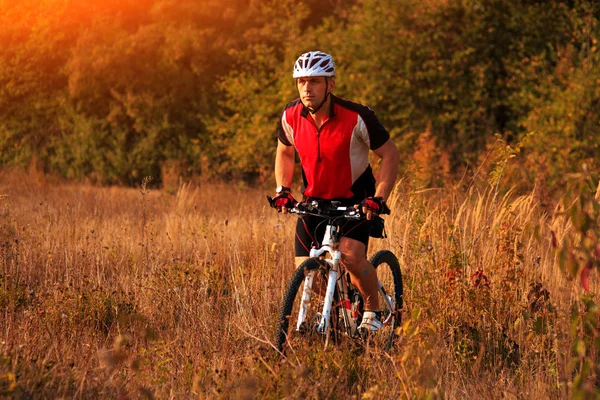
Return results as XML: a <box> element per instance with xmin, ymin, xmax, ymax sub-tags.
<box><xmin>266</xmin><ymin>196</ymin><xmax>388</xmax><ymax>219</ymax></box>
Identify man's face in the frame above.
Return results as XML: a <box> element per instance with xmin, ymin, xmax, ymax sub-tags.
<box><xmin>296</xmin><ymin>76</ymin><xmax>334</xmax><ymax>110</ymax></box>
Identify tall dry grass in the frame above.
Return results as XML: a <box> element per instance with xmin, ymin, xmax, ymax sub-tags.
<box><xmin>0</xmin><ymin>168</ymin><xmax>598</xmax><ymax>398</ymax></box>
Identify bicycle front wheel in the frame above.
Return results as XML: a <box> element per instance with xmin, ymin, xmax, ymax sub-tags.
<box><xmin>276</xmin><ymin>257</ymin><xmax>329</xmax><ymax>354</ymax></box>
<box><xmin>370</xmin><ymin>250</ymin><xmax>403</xmax><ymax>350</ymax></box>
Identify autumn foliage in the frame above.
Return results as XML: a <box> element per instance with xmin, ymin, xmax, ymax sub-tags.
<box><xmin>0</xmin><ymin>0</ymin><xmax>598</xmax><ymax>197</ymax></box>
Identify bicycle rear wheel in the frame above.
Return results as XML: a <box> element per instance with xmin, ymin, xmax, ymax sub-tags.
<box><xmin>276</xmin><ymin>257</ymin><xmax>332</xmax><ymax>353</ymax></box>
<box><xmin>369</xmin><ymin>250</ymin><xmax>403</xmax><ymax>350</ymax></box>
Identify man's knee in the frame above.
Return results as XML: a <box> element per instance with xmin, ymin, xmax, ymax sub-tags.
<box><xmin>339</xmin><ymin>238</ymin><xmax>368</xmax><ymax>271</ymax></box>
<box><xmin>340</xmin><ymin>252</ymin><xmax>364</xmax><ymax>270</ymax></box>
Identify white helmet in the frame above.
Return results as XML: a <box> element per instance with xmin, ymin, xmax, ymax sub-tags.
<box><xmin>293</xmin><ymin>51</ymin><xmax>335</xmax><ymax>78</ymax></box>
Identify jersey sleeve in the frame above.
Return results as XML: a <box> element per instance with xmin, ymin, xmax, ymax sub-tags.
<box><xmin>277</xmin><ymin>109</ymin><xmax>294</xmax><ymax>146</ymax></box>
<box><xmin>359</xmin><ymin>107</ymin><xmax>390</xmax><ymax>150</ymax></box>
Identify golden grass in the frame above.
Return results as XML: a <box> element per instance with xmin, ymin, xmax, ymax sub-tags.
<box><xmin>0</xmin><ymin>169</ymin><xmax>597</xmax><ymax>398</ymax></box>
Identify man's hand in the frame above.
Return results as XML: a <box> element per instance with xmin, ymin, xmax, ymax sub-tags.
<box><xmin>359</xmin><ymin>196</ymin><xmax>387</xmax><ymax>220</ymax></box>
<box><xmin>272</xmin><ymin>192</ymin><xmax>297</xmax><ymax>213</ymax></box>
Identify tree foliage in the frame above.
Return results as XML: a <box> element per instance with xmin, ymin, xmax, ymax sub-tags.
<box><xmin>0</xmin><ymin>0</ymin><xmax>599</xmax><ymax>196</ymax></box>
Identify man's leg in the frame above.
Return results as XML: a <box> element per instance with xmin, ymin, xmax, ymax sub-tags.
<box><xmin>339</xmin><ymin>237</ymin><xmax>380</xmax><ymax>311</ymax></box>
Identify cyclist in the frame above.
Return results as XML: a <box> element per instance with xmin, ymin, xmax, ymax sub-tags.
<box><xmin>272</xmin><ymin>51</ymin><xmax>400</xmax><ymax>333</ymax></box>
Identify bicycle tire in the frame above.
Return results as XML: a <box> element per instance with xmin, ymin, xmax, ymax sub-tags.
<box><xmin>276</xmin><ymin>257</ymin><xmax>325</xmax><ymax>353</ymax></box>
<box><xmin>369</xmin><ymin>249</ymin><xmax>403</xmax><ymax>350</ymax></box>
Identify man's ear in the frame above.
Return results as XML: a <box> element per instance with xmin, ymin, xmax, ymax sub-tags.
<box><xmin>329</xmin><ymin>78</ymin><xmax>336</xmax><ymax>91</ymax></box>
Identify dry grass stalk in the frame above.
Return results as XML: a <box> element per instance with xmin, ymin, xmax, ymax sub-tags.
<box><xmin>0</xmin><ymin>169</ymin><xmax>597</xmax><ymax>398</ymax></box>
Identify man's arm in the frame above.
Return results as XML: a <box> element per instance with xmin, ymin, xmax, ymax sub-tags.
<box><xmin>372</xmin><ymin>138</ymin><xmax>400</xmax><ymax>201</ymax></box>
<box><xmin>275</xmin><ymin>141</ymin><xmax>295</xmax><ymax>189</ymax></box>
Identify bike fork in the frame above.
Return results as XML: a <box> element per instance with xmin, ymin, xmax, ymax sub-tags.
<box><xmin>318</xmin><ymin>268</ymin><xmax>338</xmax><ymax>337</ymax></box>
<box><xmin>296</xmin><ymin>270</ymin><xmax>316</xmax><ymax>331</ymax></box>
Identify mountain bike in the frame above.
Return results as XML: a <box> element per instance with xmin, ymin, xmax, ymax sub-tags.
<box><xmin>267</xmin><ymin>198</ymin><xmax>403</xmax><ymax>354</ymax></box>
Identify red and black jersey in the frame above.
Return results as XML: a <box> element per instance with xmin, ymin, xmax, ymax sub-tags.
<box><xmin>277</xmin><ymin>94</ymin><xmax>390</xmax><ymax>202</ymax></box>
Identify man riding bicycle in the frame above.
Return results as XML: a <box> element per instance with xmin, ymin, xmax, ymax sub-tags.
<box><xmin>272</xmin><ymin>51</ymin><xmax>400</xmax><ymax>334</ymax></box>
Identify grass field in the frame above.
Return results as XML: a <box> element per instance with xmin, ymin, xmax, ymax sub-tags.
<box><xmin>0</xmin><ymin>169</ymin><xmax>598</xmax><ymax>399</ymax></box>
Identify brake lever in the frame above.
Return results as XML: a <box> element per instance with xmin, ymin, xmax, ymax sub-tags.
<box><xmin>346</xmin><ymin>209</ymin><xmax>362</xmax><ymax>220</ymax></box>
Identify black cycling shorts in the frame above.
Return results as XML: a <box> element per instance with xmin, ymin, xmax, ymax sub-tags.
<box><xmin>294</xmin><ymin>215</ymin><xmax>371</xmax><ymax>257</ymax></box>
